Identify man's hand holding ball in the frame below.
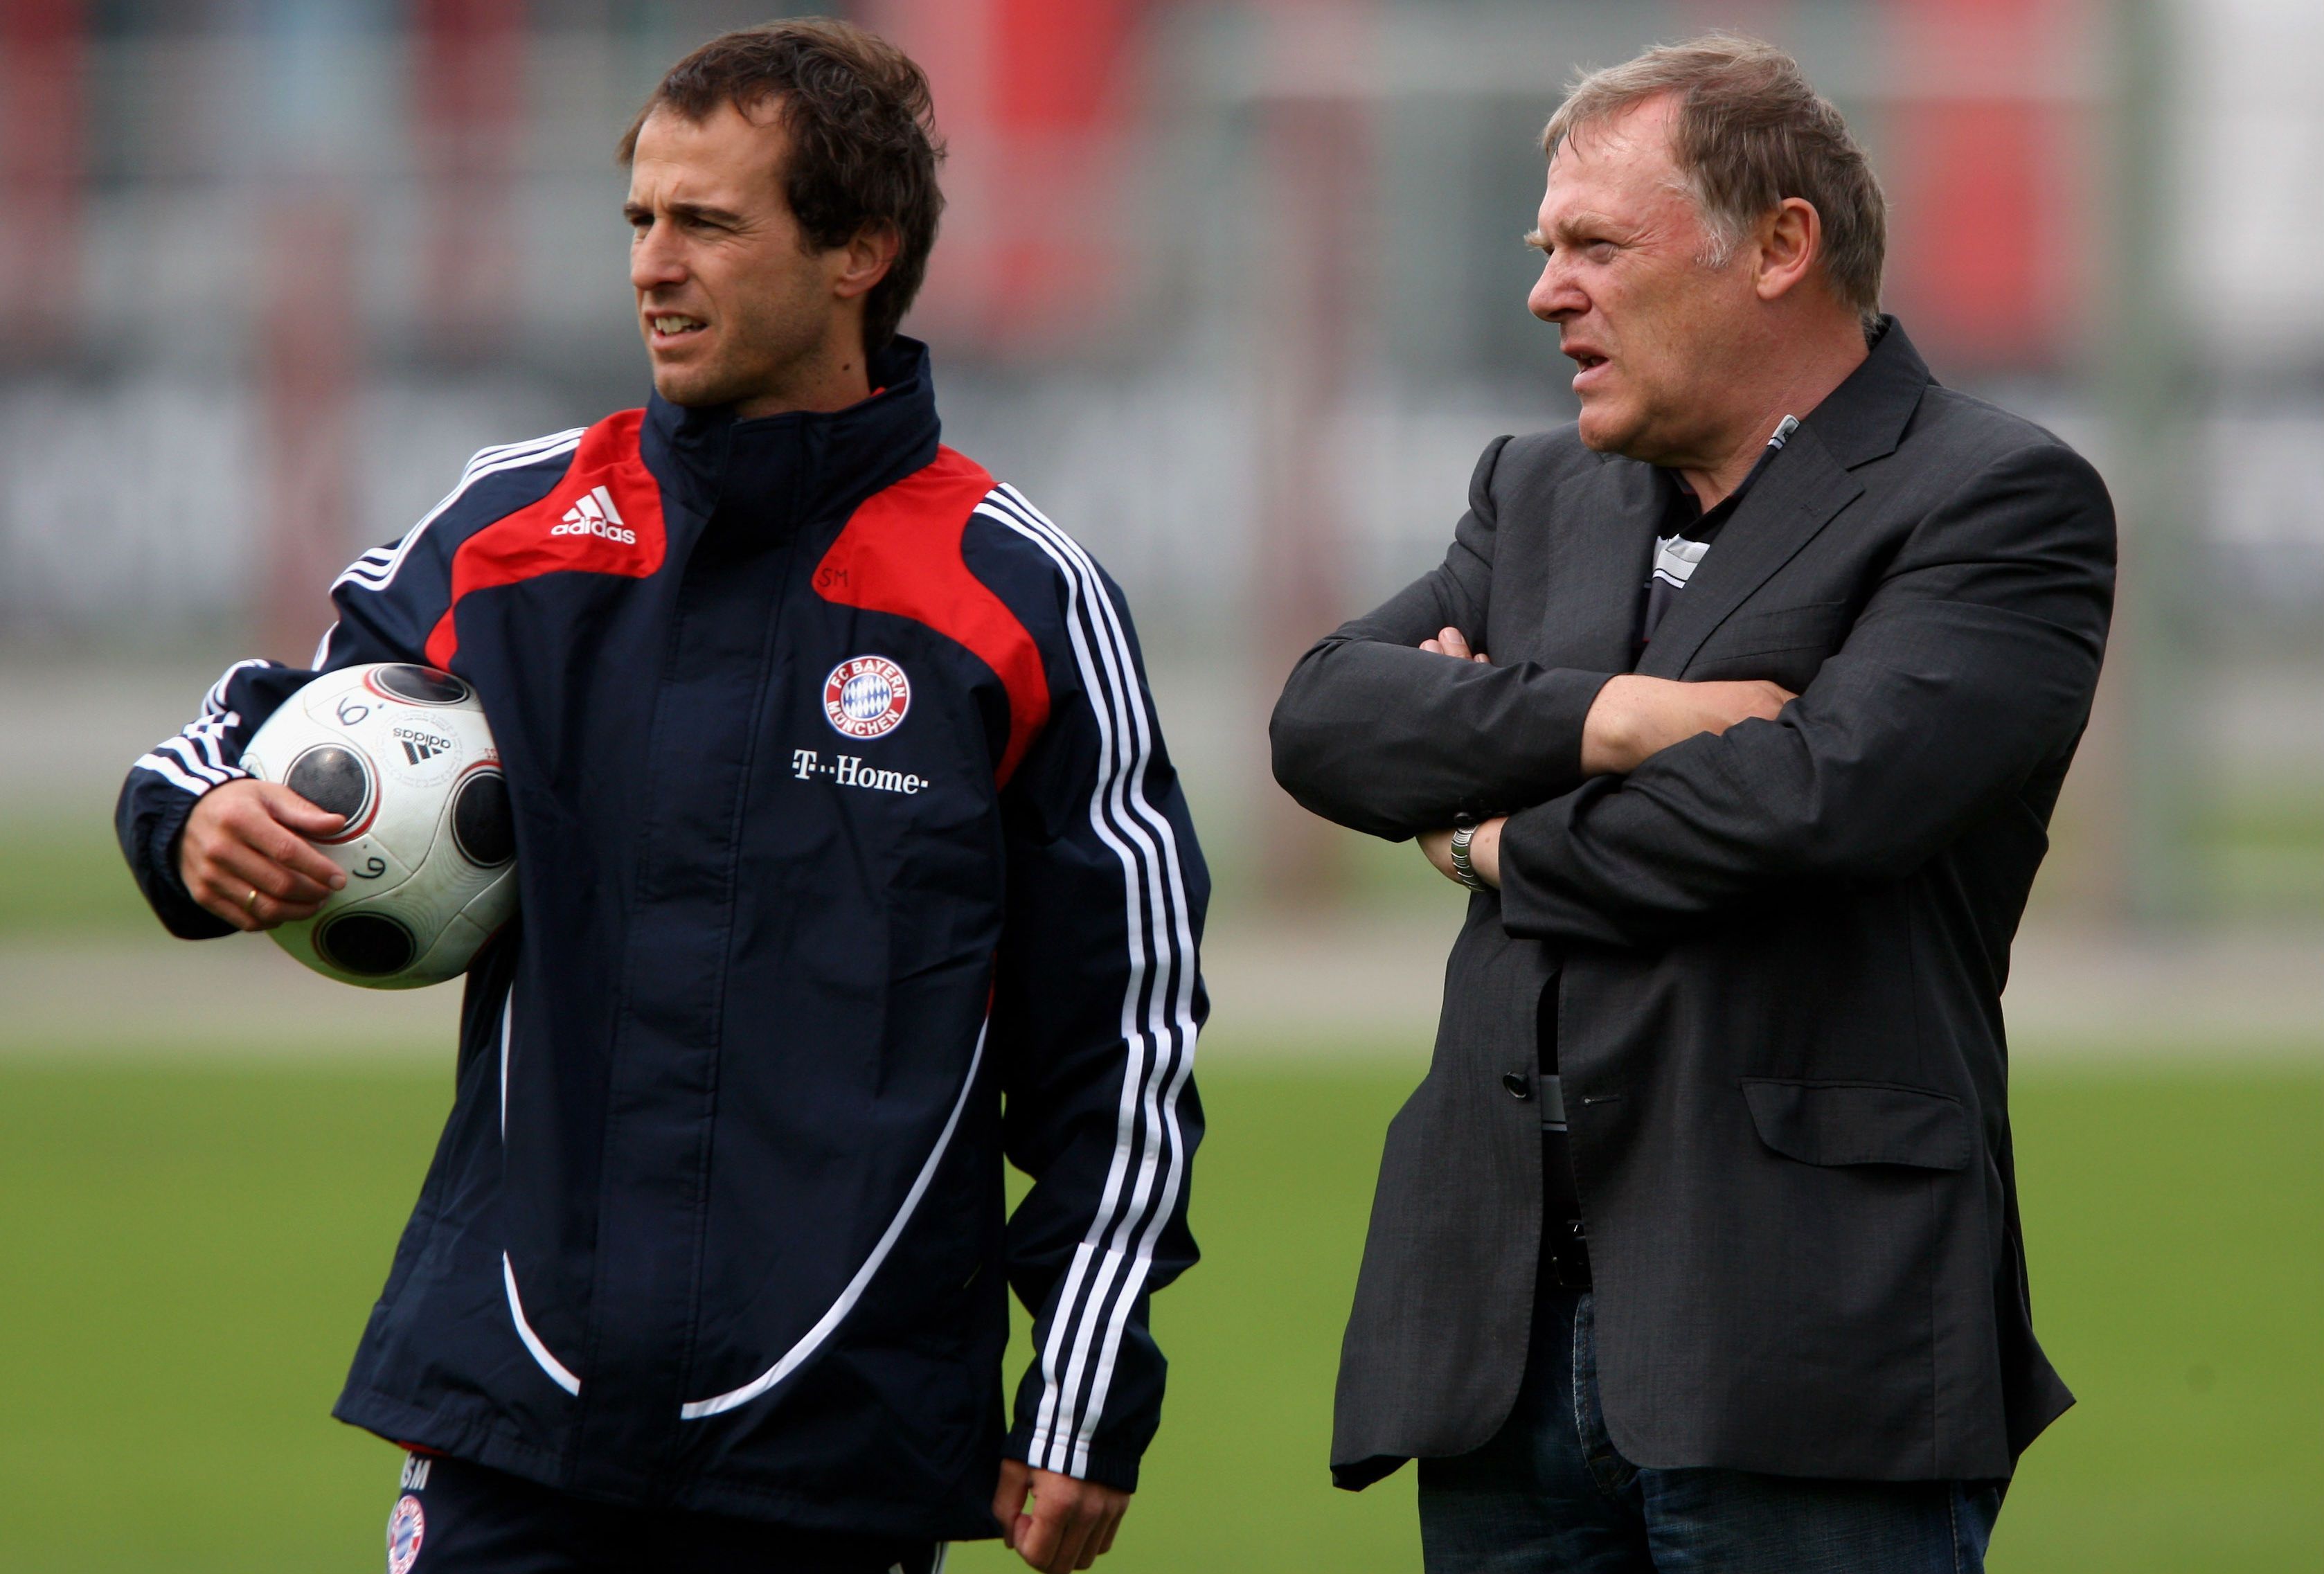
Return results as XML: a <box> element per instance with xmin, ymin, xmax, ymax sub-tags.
<box><xmin>177</xmin><ymin>780</ymin><xmax>346</xmax><ymax>932</ymax></box>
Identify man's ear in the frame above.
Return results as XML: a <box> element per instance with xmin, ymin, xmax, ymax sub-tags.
<box><xmin>1753</xmin><ymin>197</ymin><xmax>1821</xmax><ymax>303</ymax></box>
<box><xmin>832</xmin><ymin>220</ymin><xmax>901</xmax><ymax>302</ymax></box>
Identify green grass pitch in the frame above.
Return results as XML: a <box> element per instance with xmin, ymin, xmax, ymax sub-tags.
<box><xmin>0</xmin><ymin>1052</ymin><xmax>2314</xmax><ymax>1571</ymax></box>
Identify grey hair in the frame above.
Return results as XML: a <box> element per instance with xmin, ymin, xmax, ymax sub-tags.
<box><xmin>1542</xmin><ymin>34</ymin><xmax>1887</xmax><ymax>334</ymax></box>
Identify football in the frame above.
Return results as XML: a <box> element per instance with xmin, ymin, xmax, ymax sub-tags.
<box><xmin>238</xmin><ymin>663</ymin><xmax>517</xmax><ymax>988</ymax></box>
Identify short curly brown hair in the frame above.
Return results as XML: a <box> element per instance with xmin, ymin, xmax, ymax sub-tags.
<box><xmin>618</xmin><ymin>18</ymin><xmax>946</xmax><ymax>352</ymax></box>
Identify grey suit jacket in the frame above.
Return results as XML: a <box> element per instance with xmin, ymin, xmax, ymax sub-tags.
<box><xmin>1270</xmin><ymin>321</ymin><xmax>2107</xmax><ymax>1488</ymax></box>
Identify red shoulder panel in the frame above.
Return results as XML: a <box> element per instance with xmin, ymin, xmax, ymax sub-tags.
<box><xmin>812</xmin><ymin>447</ymin><xmax>1051</xmax><ymax>785</ymax></box>
<box><xmin>424</xmin><ymin>410</ymin><xmax>665</xmax><ymax>669</ymax></box>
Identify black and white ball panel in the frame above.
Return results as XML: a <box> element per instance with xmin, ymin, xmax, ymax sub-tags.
<box><xmin>285</xmin><ymin>743</ymin><xmax>374</xmax><ymax>828</ymax></box>
<box><xmin>451</xmin><ymin>769</ymin><xmax>515</xmax><ymax>868</ymax></box>
<box><xmin>314</xmin><ymin>911</ymin><xmax>419</xmax><ymax>978</ymax></box>
<box><xmin>368</xmin><ymin>664</ymin><xmax>472</xmax><ymax>706</ymax></box>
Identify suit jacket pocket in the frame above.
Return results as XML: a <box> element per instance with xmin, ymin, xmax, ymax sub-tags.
<box><xmin>1695</xmin><ymin>600</ymin><xmax>1852</xmax><ymax>663</ymax></box>
<box><xmin>1740</xmin><ymin>1078</ymin><xmax>1970</xmax><ymax>1171</ymax></box>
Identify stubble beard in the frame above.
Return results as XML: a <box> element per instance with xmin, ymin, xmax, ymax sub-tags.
<box><xmin>651</xmin><ymin>301</ymin><xmax>828</xmax><ymax>411</ymax></box>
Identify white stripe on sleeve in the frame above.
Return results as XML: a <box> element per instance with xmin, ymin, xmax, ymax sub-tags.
<box><xmin>976</xmin><ymin>485</ymin><xmax>1199</xmax><ymax>1478</ymax></box>
<box><xmin>131</xmin><ymin>749</ymin><xmax>217</xmax><ymax>798</ymax></box>
<box><xmin>332</xmin><ymin>428</ymin><xmax>584</xmax><ymax>597</ymax></box>
<box><xmin>132</xmin><ymin>659</ymin><xmax>278</xmax><ymax>796</ymax></box>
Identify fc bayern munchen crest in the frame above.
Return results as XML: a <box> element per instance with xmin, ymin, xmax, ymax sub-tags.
<box><xmin>823</xmin><ymin>656</ymin><xmax>911</xmax><ymax>740</ymax></box>
<box><xmin>387</xmin><ymin>1493</ymin><xmax>426</xmax><ymax>1574</ymax></box>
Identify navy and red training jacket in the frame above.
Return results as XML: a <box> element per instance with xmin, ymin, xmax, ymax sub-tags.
<box><xmin>115</xmin><ymin>339</ymin><xmax>1208</xmax><ymax>1539</ymax></box>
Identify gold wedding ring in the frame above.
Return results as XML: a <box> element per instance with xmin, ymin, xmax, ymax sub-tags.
<box><xmin>244</xmin><ymin>887</ymin><xmax>262</xmax><ymax>915</ymax></box>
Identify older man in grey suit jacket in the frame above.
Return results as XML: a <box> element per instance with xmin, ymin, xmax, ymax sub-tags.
<box><xmin>1270</xmin><ymin>37</ymin><xmax>2112</xmax><ymax>1574</ymax></box>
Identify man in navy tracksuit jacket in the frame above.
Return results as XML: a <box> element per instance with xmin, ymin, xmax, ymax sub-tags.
<box><xmin>116</xmin><ymin>22</ymin><xmax>1203</xmax><ymax>1574</ymax></box>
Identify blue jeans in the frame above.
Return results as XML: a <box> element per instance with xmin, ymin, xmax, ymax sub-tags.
<box><xmin>1417</xmin><ymin>1288</ymin><xmax>2003</xmax><ymax>1573</ymax></box>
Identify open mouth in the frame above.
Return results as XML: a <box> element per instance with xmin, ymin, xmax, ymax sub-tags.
<box><xmin>648</xmin><ymin>314</ymin><xmax>706</xmax><ymax>342</ymax></box>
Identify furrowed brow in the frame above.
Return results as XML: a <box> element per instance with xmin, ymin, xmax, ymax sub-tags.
<box><xmin>628</xmin><ymin>199</ymin><xmax>747</xmax><ymax>228</ymax></box>
<box><xmin>1532</xmin><ymin>211</ymin><xmax>1623</xmax><ymax>251</ymax></box>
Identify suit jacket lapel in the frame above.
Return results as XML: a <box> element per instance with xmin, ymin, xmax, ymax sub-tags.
<box><xmin>1632</xmin><ymin>427</ymin><xmax>1864</xmax><ymax>679</ymax></box>
<box><xmin>1632</xmin><ymin>316</ymin><xmax>1936</xmax><ymax>677</ymax></box>
<box><xmin>1536</xmin><ymin>454</ymin><xmax>1659</xmax><ymax>672</ymax></box>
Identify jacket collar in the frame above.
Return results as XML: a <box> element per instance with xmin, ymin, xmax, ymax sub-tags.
<box><xmin>1627</xmin><ymin>316</ymin><xmax>1933</xmax><ymax>677</ymax></box>
<box><xmin>640</xmin><ymin>335</ymin><xmax>943</xmax><ymax>528</ymax></box>
<box><xmin>1795</xmin><ymin>315</ymin><xmax>1930</xmax><ymax>471</ymax></box>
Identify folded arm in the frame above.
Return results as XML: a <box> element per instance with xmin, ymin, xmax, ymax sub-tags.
<box><xmin>1269</xmin><ymin>436</ymin><xmax>1620</xmax><ymax>839</ymax></box>
<box><xmin>1492</xmin><ymin>442</ymin><xmax>2115</xmax><ymax>948</ymax></box>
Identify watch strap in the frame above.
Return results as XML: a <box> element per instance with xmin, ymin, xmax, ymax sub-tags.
<box><xmin>1448</xmin><ymin>817</ymin><xmax>1490</xmax><ymax>893</ymax></box>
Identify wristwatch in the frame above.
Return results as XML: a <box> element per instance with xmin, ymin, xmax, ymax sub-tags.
<box><xmin>1448</xmin><ymin>814</ymin><xmax>1490</xmax><ymax>893</ymax></box>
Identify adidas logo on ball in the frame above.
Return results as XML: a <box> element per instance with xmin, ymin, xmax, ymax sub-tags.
<box><xmin>550</xmin><ymin>485</ymin><xmax>636</xmax><ymax>544</ymax></box>
<box><xmin>393</xmin><ymin>724</ymin><xmax>454</xmax><ymax>764</ymax></box>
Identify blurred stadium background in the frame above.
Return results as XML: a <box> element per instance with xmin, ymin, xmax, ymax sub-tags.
<box><xmin>0</xmin><ymin>1</ymin><xmax>2316</xmax><ymax>1569</ymax></box>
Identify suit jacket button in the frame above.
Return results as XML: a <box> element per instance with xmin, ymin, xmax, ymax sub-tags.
<box><xmin>1501</xmin><ymin>1072</ymin><xmax>1532</xmax><ymax>1100</ymax></box>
